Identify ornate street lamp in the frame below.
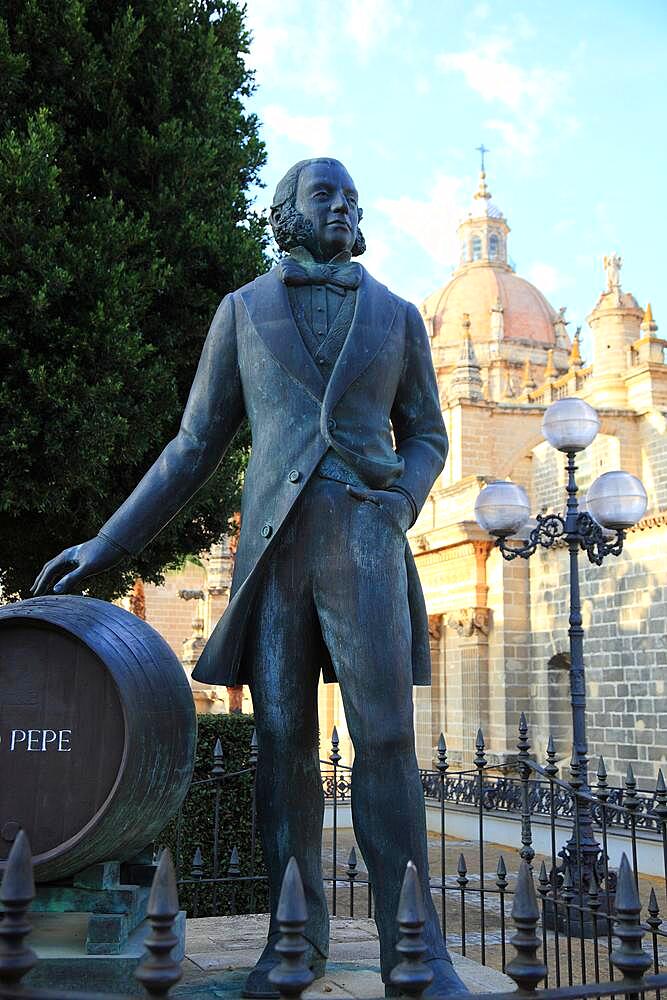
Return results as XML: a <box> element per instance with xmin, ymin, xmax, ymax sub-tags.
<box><xmin>474</xmin><ymin>397</ymin><xmax>647</xmax><ymax>904</ymax></box>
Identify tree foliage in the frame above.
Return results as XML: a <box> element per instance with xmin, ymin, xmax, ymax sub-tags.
<box><xmin>0</xmin><ymin>0</ymin><xmax>267</xmax><ymax>599</ymax></box>
<box><xmin>158</xmin><ymin>712</ymin><xmax>269</xmax><ymax>917</ymax></box>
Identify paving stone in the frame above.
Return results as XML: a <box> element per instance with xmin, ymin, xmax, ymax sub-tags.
<box><xmin>176</xmin><ymin>915</ymin><xmax>513</xmax><ymax>998</ymax></box>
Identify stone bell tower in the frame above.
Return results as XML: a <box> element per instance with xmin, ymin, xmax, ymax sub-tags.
<box><xmin>587</xmin><ymin>254</ymin><xmax>644</xmax><ymax>407</ymax></box>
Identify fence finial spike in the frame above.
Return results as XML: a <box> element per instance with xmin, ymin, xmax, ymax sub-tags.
<box><xmin>331</xmin><ymin>725</ymin><xmax>338</xmax><ymax>743</ymax></box>
<box><xmin>615</xmin><ymin>853</ymin><xmax>640</xmax><ymax>914</ymax></box>
<box><xmin>250</xmin><ymin>728</ymin><xmax>259</xmax><ymax>765</ymax></box>
<box><xmin>398</xmin><ymin>860</ymin><xmax>425</xmax><ymax>924</ymax></box>
<box><xmin>277</xmin><ymin>857</ymin><xmax>308</xmax><ymax>926</ymax></box>
<box><xmin>597</xmin><ymin>755</ymin><xmax>607</xmax><ymax>780</ymax></box>
<box><xmin>626</xmin><ymin>763</ymin><xmax>636</xmax><ymax>785</ymax></box>
<box><xmin>657</xmin><ymin>768</ymin><xmax>666</xmax><ymax>793</ymax></box>
<box><xmin>505</xmin><ymin>860</ymin><xmax>546</xmax><ymax>993</ymax></box>
<box><xmin>134</xmin><ymin>847</ymin><xmax>182</xmax><ymax>995</ymax></box>
<box><xmin>512</xmin><ymin>859</ymin><xmax>539</xmax><ymax>923</ymax></box>
<box><xmin>0</xmin><ymin>828</ymin><xmax>35</xmax><ymax>905</ymax></box>
<box><xmin>649</xmin><ymin>886</ymin><xmax>659</xmax><ymax>916</ymax></box>
<box><xmin>348</xmin><ymin>846</ymin><xmax>357</xmax><ymax>868</ymax></box>
<box><xmin>228</xmin><ymin>846</ymin><xmax>241</xmax><ymax>877</ymax></box>
<box><xmin>610</xmin><ymin>853</ymin><xmax>652</xmax><ymax>982</ymax></box>
<box><xmin>147</xmin><ymin>847</ymin><xmax>179</xmax><ymax>919</ymax></box>
<box><xmin>519</xmin><ymin>711</ymin><xmax>528</xmax><ymax>733</ymax></box>
<box><xmin>210</xmin><ymin>737</ymin><xmax>225</xmax><ymax>778</ymax></box>
<box><xmin>495</xmin><ymin>854</ymin><xmax>508</xmax><ymax>891</ymax></box>
<box><xmin>437</xmin><ymin>731</ymin><xmax>446</xmax><ymax>751</ymax></box>
<box><xmin>269</xmin><ymin>858</ymin><xmax>314</xmax><ymax>999</ymax></box>
<box><xmin>191</xmin><ymin>846</ymin><xmax>204</xmax><ymax>880</ymax></box>
<box><xmin>546</xmin><ymin>734</ymin><xmax>555</xmax><ymax>755</ymax></box>
<box><xmin>0</xmin><ymin>829</ymin><xmax>37</xmax><ymax>987</ymax></box>
<box><xmin>389</xmin><ymin>861</ymin><xmax>433</xmax><ymax>999</ymax></box>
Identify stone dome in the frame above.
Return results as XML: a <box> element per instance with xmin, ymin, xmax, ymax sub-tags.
<box><xmin>422</xmin><ymin>263</ymin><xmax>558</xmax><ymax>348</ymax></box>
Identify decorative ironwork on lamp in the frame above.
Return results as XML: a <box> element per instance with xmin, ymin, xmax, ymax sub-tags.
<box><xmin>474</xmin><ymin>397</ymin><xmax>648</xmax><ymax>916</ymax></box>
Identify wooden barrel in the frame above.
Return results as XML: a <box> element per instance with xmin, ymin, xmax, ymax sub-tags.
<box><xmin>0</xmin><ymin>596</ymin><xmax>197</xmax><ymax>882</ymax></box>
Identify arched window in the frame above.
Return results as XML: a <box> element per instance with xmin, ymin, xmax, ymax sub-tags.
<box><xmin>489</xmin><ymin>234</ymin><xmax>500</xmax><ymax>260</ymax></box>
<box><xmin>547</xmin><ymin>653</ymin><xmax>572</xmax><ymax>752</ymax></box>
<box><xmin>471</xmin><ymin>234</ymin><xmax>482</xmax><ymax>261</ymax></box>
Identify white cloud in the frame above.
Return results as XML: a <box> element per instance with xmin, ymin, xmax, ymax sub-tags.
<box><xmin>438</xmin><ymin>39</ymin><xmax>565</xmax><ymax>114</ymax></box>
<box><xmin>437</xmin><ymin>38</ymin><xmax>571</xmax><ymax>159</ymax></box>
<box><xmin>262</xmin><ymin>105</ymin><xmax>333</xmax><ymax>155</ymax></box>
<box><xmin>244</xmin><ymin>0</ymin><xmax>407</xmax><ymax>96</ymax></box>
<box><xmin>360</xmin><ymin>236</ymin><xmax>393</xmax><ymax>287</ymax></box>
<box><xmin>472</xmin><ymin>3</ymin><xmax>491</xmax><ymax>19</ymax></box>
<box><xmin>415</xmin><ymin>74</ymin><xmax>431</xmax><ymax>96</ymax></box>
<box><xmin>341</xmin><ymin>0</ymin><xmax>405</xmax><ymax>56</ymax></box>
<box><xmin>243</xmin><ymin>0</ymin><xmax>340</xmax><ymax>98</ymax></box>
<box><xmin>525</xmin><ymin>262</ymin><xmax>573</xmax><ymax>295</ymax></box>
<box><xmin>374</xmin><ymin>174</ymin><xmax>467</xmax><ymax>269</ymax></box>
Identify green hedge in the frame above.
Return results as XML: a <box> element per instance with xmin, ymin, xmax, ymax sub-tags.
<box><xmin>159</xmin><ymin>713</ymin><xmax>269</xmax><ymax>917</ymax></box>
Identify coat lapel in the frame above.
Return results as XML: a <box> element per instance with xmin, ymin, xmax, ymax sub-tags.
<box><xmin>240</xmin><ymin>268</ymin><xmax>327</xmax><ymax>403</ymax></box>
<box><xmin>323</xmin><ymin>269</ymin><xmax>399</xmax><ymax>416</ymax></box>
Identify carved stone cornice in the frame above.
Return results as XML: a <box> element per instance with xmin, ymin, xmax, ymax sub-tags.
<box><xmin>629</xmin><ymin>510</ymin><xmax>667</xmax><ymax>533</ymax></box>
<box><xmin>446</xmin><ymin>607</ymin><xmax>491</xmax><ymax>638</ymax></box>
<box><xmin>428</xmin><ymin>614</ymin><xmax>443</xmax><ymax>640</ymax></box>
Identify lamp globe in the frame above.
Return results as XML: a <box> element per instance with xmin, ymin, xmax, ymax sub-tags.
<box><xmin>474</xmin><ymin>482</ymin><xmax>531</xmax><ymax>538</ymax></box>
<box><xmin>586</xmin><ymin>472</ymin><xmax>648</xmax><ymax>530</ymax></box>
<box><xmin>542</xmin><ymin>397</ymin><xmax>600</xmax><ymax>453</ymax></box>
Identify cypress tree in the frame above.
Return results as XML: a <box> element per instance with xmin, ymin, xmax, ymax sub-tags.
<box><xmin>0</xmin><ymin>0</ymin><xmax>267</xmax><ymax>599</ymax></box>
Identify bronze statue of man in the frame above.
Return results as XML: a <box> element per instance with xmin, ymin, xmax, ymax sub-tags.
<box><xmin>33</xmin><ymin>158</ymin><xmax>466</xmax><ymax>999</ymax></box>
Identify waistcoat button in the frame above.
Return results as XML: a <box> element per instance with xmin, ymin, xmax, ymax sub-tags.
<box><xmin>288</xmin><ymin>469</ymin><xmax>300</xmax><ymax>483</ymax></box>
<box><xmin>327</xmin><ymin>418</ymin><xmax>337</xmax><ymax>431</ymax></box>
<box><xmin>261</xmin><ymin>523</ymin><xmax>272</xmax><ymax>539</ymax></box>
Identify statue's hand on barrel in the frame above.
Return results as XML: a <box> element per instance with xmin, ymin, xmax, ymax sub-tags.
<box><xmin>31</xmin><ymin>535</ymin><xmax>126</xmax><ymax>596</ymax></box>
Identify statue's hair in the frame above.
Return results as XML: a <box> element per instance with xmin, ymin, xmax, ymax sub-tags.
<box><xmin>270</xmin><ymin>158</ymin><xmax>366</xmax><ymax>257</ymax></box>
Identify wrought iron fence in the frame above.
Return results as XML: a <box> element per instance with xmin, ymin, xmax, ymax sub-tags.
<box><xmin>162</xmin><ymin>714</ymin><xmax>667</xmax><ymax>990</ymax></box>
<box><xmin>4</xmin><ymin>812</ymin><xmax>667</xmax><ymax>1000</ymax></box>
<box><xmin>0</xmin><ymin>831</ymin><xmax>182</xmax><ymax>999</ymax></box>
<box><xmin>267</xmin><ymin>849</ymin><xmax>667</xmax><ymax>1000</ymax></box>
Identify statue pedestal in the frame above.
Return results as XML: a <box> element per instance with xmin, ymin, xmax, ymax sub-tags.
<box><xmin>24</xmin><ymin>859</ymin><xmax>186</xmax><ymax>994</ymax></box>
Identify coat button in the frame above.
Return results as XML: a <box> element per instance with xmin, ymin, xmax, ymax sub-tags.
<box><xmin>261</xmin><ymin>523</ymin><xmax>272</xmax><ymax>539</ymax></box>
<box><xmin>327</xmin><ymin>418</ymin><xmax>336</xmax><ymax>431</ymax></box>
<box><xmin>288</xmin><ymin>469</ymin><xmax>300</xmax><ymax>483</ymax></box>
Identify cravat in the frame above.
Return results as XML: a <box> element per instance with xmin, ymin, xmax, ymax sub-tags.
<box><xmin>279</xmin><ymin>257</ymin><xmax>361</xmax><ymax>295</ymax></box>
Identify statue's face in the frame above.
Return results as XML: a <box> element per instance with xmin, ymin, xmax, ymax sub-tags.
<box><xmin>295</xmin><ymin>161</ymin><xmax>359</xmax><ymax>260</ymax></box>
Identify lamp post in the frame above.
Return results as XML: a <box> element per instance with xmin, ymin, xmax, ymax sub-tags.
<box><xmin>474</xmin><ymin>397</ymin><xmax>648</xmax><ymax>902</ymax></box>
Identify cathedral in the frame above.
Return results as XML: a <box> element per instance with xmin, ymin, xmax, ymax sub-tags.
<box><xmin>136</xmin><ymin>169</ymin><xmax>667</xmax><ymax>786</ymax></box>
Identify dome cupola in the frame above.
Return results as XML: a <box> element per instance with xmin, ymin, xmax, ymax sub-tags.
<box><xmin>457</xmin><ymin>164</ymin><xmax>510</xmax><ymax>268</ymax></box>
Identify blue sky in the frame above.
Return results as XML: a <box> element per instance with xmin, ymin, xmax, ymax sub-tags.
<box><xmin>243</xmin><ymin>0</ymin><xmax>667</xmax><ymax>359</ymax></box>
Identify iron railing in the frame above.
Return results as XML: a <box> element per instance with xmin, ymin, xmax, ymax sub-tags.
<box><xmin>4</xmin><ymin>819</ymin><xmax>667</xmax><ymax>1000</ymax></box>
<box><xmin>164</xmin><ymin>715</ymin><xmax>667</xmax><ymax>990</ymax></box>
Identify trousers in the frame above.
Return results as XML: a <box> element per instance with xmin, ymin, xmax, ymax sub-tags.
<box><xmin>245</xmin><ymin>474</ymin><xmax>449</xmax><ymax>979</ymax></box>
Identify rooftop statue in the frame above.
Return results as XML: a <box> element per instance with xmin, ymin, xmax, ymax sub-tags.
<box><xmin>33</xmin><ymin>158</ymin><xmax>466</xmax><ymax>999</ymax></box>
<box><xmin>604</xmin><ymin>252</ymin><xmax>622</xmax><ymax>294</ymax></box>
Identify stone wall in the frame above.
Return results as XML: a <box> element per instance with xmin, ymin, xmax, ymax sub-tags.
<box><xmin>143</xmin><ymin>560</ymin><xmax>206</xmax><ymax>660</ymax></box>
<box><xmin>527</xmin><ymin>468</ymin><xmax>667</xmax><ymax>787</ymax></box>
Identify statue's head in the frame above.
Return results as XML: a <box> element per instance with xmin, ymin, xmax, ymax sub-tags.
<box><xmin>270</xmin><ymin>158</ymin><xmax>366</xmax><ymax>261</ymax></box>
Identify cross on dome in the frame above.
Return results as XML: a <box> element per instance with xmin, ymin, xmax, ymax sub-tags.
<box><xmin>476</xmin><ymin>143</ymin><xmax>490</xmax><ymax>172</ymax></box>
<box><xmin>458</xmin><ymin>153</ymin><xmax>510</xmax><ymax>268</ymax></box>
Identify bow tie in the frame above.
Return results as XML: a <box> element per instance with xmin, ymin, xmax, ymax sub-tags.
<box><xmin>279</xmin><ymin>258</ymin><xmax>361</xmax><ymax>295</ymax></box>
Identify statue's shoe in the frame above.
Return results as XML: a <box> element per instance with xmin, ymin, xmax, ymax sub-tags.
<box><xmin>242</xmin><ymin>936</ymin><xmax>327</xmax><ymax>999</ymax></box>
<box><xmin>385</xmin><ymin>957</ymin><xmax>469</xmax><ymax>999</ymax></box>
